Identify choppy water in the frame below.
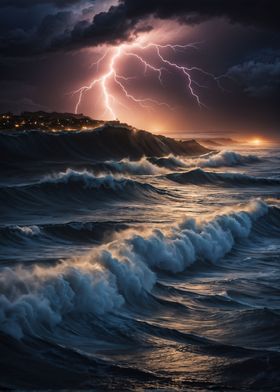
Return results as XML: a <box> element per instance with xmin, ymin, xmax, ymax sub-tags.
<box><xmin>0</xmin><ymin>129</ymin><xmax>280</xmax><ymax>391</ymax></box>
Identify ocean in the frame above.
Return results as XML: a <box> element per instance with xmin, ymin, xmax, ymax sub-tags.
<box><xmin>0</xmin><ymin>126</ymin><xmax>280</xmax><ymax>391</ymax></box>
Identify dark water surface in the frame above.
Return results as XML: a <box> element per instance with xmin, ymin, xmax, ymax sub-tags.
<box><xmin>0</xmin><ymin>129</ymin><xmax>280</xmax><ymax>390</ymax></box>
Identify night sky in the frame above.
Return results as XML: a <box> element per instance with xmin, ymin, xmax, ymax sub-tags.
<box><xmin>0</xmin><ymin>0</ymin><xmax>279</xmax><ymax>138</ymax></box>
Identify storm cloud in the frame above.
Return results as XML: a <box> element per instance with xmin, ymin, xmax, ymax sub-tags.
<box><xmin>227</xmin><ymin>50</ymin><xmax>280</xmax><ymax>97</ymax></box>
<box><xmin>0</xmin><ymin>0</ymin><xmax>278</xmax><ymax>57</ymax></box>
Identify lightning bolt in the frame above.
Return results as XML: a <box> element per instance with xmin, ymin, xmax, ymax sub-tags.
<box><xmin>73</xmin><ymin>41</ymin><xmax>222</xmax><ymax>120</ymax></box>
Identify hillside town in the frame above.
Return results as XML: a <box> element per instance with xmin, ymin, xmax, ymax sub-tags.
<box><xmin>0</xmin><ymin>111</ymin><xmax>105</xmax><ymax>131</ymax></box>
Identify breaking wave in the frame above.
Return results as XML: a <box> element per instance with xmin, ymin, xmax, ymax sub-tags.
<box><xmin>0</xmin><ymin>199</ymin><xmax>272</xmax><ymax>339</ymax></box>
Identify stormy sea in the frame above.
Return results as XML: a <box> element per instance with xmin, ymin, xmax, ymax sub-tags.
<box><xmin>0</xmin><ymin>124</ymin><xmax>280</xmax><ymax>391</ymax></box>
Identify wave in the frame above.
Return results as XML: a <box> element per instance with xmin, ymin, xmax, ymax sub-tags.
<box><xmin>7</xmin><ymin>225</ymin><xmax>41</xmax><ymax>237</ymax></box>
<box><xmin>127</xmin><ymin>199</ymin><xmax>269</xmax><ymax>272</ymax></box>
<box><xmin>0</xmin><ymin>199</ymin><xmax>274</xmax><ymax>339</ymax></box>
<box><xmin>0</xmin><ymin>221</ymin><xmax>129</xmax><ymax>251</ymax></box>
<box><xmin>0</xmin><ymin>126</ymin><xmax>209</xmax><ymax>162</ymax></box>
<box><xmin>40</xmin><ymin>169</ymin><xmax>167</xmax><ymax>198</ymax></box>
<box><xmin>148</xmin><ymin>155</ymin><xmax>188</xmax><ymax>170</ymax></box>
<box><xmin>148</xmin><ymin>150</ymin><xmax>260</xmax><ymax>171</ymax></box>
<box><xmin>41</xmin><ymin>169</ymin><xmax>142</xmax><ymax>188</ymax></box>
<box><xmin>166</xmin><ymin>168</ymin><xmax>280</xmax><ymax>186</ymax></box>
<box><xmin>92</xmin><ymin>157</ymin><xmax>166</xmax><ymax>175</ymax></box>
<box><xmin>0</xmin><ymin>169</ymin><xmax>166</xmax><ymax>213</ymax></box>
<box><xmin>0</xmin><ymin>225</ymin><xmax>41</xmax><ymax>248</ymax></box>
<box><xmin>185</xmin><ymin>150</ymin><xmax>260</xmax><ymax>168</ymax></box>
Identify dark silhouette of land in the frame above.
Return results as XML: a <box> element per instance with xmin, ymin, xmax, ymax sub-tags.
<box><xmin>0</xmin><ymin>112</ymin><xmax>210</xmax><ymax>162</ymax></box>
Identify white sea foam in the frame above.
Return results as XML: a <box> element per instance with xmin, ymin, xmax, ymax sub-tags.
<box><xmin>13</xmin><ymin>225</ymin><xmax>41</xmax><ymax>236</ymax></box>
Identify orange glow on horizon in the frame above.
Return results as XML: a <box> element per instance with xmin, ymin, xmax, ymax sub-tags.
<box><xmin>251</xmin><ymin>138</ymin><xmax>262</xmax><ymax>146</ymax></box>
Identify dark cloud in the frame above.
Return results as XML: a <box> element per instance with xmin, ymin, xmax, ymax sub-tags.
<box><xmin>0</xmin><ymin>0</ymin><xmax>279</xmax><ymax>57</ymax></box>
<box><xmin>0</xmin><ymin>10</ymin><xmax>74</xmax><ymax>56</ymax></box>
<box><xmin>49</xmin><ymin>0</ymin><xmax>280</xmax><ymax>52</ymax></box>
<box><xmin>38</xmin><ymin>11</ymin><xmax>74</xmax><ymax>40</ymax></box>
<box><xmin>117</xmin><ymin>0</ymin><xmax>279</xmax><ymax>30</ymax></box>
<box><xmin>0</xmin><ymin>97</ymin><xmax>50</xmax><ymax>113</ymax></box>
<box><xmin>226</xmin><ymin>49</ymin><xmax>280</xmax><ymax>97</ymax></box>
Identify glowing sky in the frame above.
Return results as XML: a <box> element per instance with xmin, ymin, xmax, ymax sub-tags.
<box><xmin>0</xmin><ymin>0</ymin><xmax>279</xmax><ymax>137</ymax></box>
